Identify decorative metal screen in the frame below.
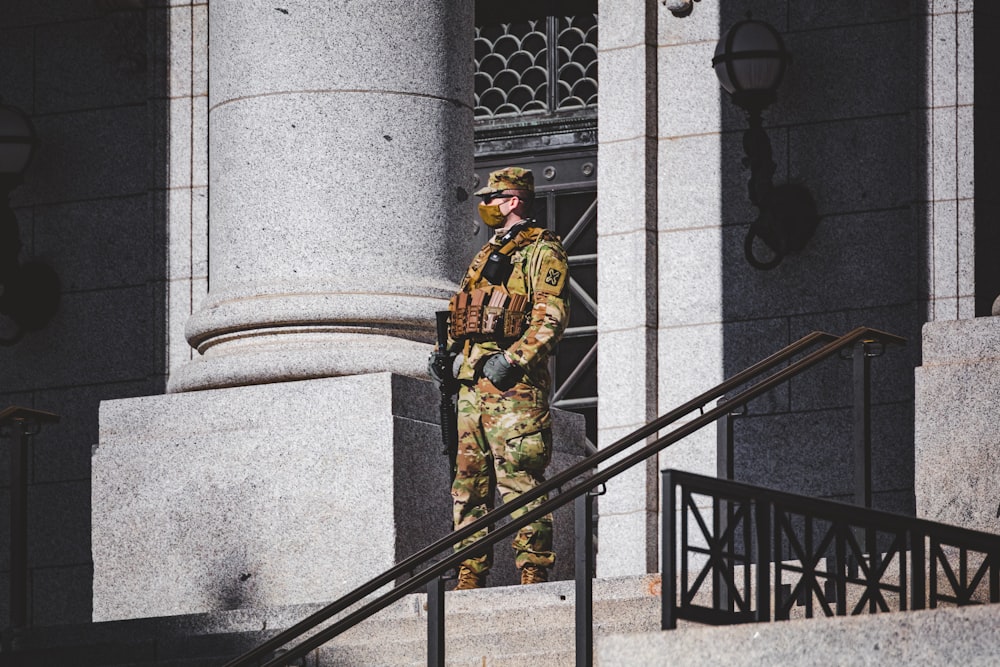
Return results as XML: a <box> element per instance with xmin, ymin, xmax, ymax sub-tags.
<box><xmin>475</xmin><ymin>14</ymin><xmax>597</xmax><ymax>119</ymax></box>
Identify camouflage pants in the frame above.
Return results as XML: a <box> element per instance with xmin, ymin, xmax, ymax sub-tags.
<box><xmin>451</xmin><ymin>378</ymin><xmax>555</xmax><ymax>574</ymax></box>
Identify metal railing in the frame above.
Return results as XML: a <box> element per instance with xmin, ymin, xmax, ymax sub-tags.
<box><xmin>663</xmin><ymin>469</ymin><xmax>1000</xmax><ymax>628</ymax></box>
<box><xmin>0</xmin><ymin>406</ymin><xmax>60</xmax><ymax>653</ymax></box>
<box><xmin>225</xmin><ymin>327</ymin><xmax>904</xmax><ymax>667</ymax></box>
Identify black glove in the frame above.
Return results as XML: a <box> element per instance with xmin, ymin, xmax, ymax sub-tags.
<box><xmin>427</xmin><ymin>349</ymin><xmax>455</xmax><ymax>385</ymax></box>
<box><xmin>482</xmin><ymin>353</ymin><xmax>523</xmax><ymax>392</ymax></box>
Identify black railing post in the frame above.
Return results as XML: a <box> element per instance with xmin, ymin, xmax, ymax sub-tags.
<box><xmin>910</xmin><ymin>531</ymin><xmax>926</xmax><ymax>610</ymax></box>
<box><xmin>715</xmin><ymin>402</ymin><xmax>736</xmax><ymax>612</ymax></box>
<box><xmin>852</xmin><ymin>340</ymin><xmax>878</xmax><ymax>510</ymax></box>
<box><xmin>427</xmin><ymin>576</ymin><xmax>445</xmax><ymax>667</ymax></box>
<box><xmin>0</xmin><ymin>406</ymin><xmax>59</xmax><ymax>653</ymax></box>
<box><xmin>716</xmin><ymin>399</ymin><xmax>735</xmax><ymax>482</ymax></box>
<box><xmin>754</xmin><ymin>493</ymin><xmax>771</xmax><ymax>623</ymax></box>
<box><xmin>575</xmin><ymin>492</ymin><xmax>595</xmax><ymax>667</ymax></box>
<box><xmin>662</xmin><ymin>470</ymin><xmax>676</xmax><ymax>630</ymax></box>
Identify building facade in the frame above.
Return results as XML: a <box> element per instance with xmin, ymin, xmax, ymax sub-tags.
<box><xmin>0</xmin><ymin>0</ymin><xmax>993</xmax><ymax>629</ymax></box>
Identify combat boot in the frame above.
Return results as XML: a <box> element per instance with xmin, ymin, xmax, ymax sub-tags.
<box><xmin>520</xmin><ymin>564</ymin><xmax>548</xmax><ymax>585</ymax></box>
<box><xmin>454</xmin><ymin>565</ymin><xmax>485</xmax><ymax>590</ymax></box>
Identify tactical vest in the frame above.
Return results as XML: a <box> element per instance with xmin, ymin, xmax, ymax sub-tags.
<box><xmin>448</xmin><ymin>224</ymin><xmax>555</xmax><ymax>343</ymax></box>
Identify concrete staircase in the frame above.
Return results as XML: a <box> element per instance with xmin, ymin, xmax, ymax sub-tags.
<box><xmin>10</xmin><ymin>572</ymin><xmax>1000</xmax><ymax>666</ymax></box>
<box><xmin>8</xmin><ymin>574</ymin><xmax>663</xmax><ymax>667</ymax></box>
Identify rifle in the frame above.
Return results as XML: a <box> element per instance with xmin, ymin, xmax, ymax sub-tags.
<box><xmin>434</xmin><ymin>310</ymin><xmax>459</xmax><ymax>483</ymax></box>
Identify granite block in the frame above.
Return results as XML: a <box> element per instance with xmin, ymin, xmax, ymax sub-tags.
<box><xmin>775</xmin><ymin>22</ymin><xmax>913</xmax><ymax>126</ymax></box>
<box><xmin>722</xmin><ymin>125</ymin><xmax>789</xmax><ymax>213</ymax></box>
<box><xmin>93</xmin><ymin>373</ymin><xmax>587</xmax><ymax>619</ymax></box>
<box><xmin>33</xmin><ymin>195</ymin><xmax>153</xmax><ymax>292</ymax></box>
<box><xmin>31</xmin><ymin>563</ymin><xmax>94</xmax><ymax>627</ymax></box>
<box><xmin>166</xmin><ymin>95</ymin><xmax>193</xmax><ymax>188</ymax></box>
<box><xmin>658</xmin><ymin>133</ymin><xmax>722</xmax><ymax>231</ymax></box>
<box><xmin>932</xmin><ymin>11</ymin><xmax>959</xmax><ymax>107</ymax></box>
<box><xmin>916</xmin><ymin>361</ymin><xmax>1000</xmax><ymax>525</ymax></box>
<box><xmin>599</xmin><ymin>461</ymin><xmax>656</xmax><ymax>515</ymax></box>
<box><xmin>191</xmin><ymin>94</ymin><xmax>208</xmax><ymax>188</ymax></box>
<box><xmin>0</xmin><ymin>287</ymin><xmax>156</xmax><ymax>390</ymax></box>
<box><xmin>787</xmin><ymin>115</ymin><xmax>912</xmax><ymax>216</ymax></box>
<box><xmin>597</xmin><ymin>231</ymin><xmax>656</xmax><ymax>329</ymax></box>
<box><xmin>22</xmin><ymin>107</ymin><xmax>150</xmax><ymax>205</ymax></box>
<box><xmin>932</xmin><ymin>106</ymin><xmax>959</xmax><ymax>200</ymax></box>
<box><xmin>717</xmin><ymin>2</ymin><xmax>786</xmax><ymax>31</ymax></box>
<box><xmin>5</xmin><ymin>1</ymin><xmax>96</xmax><ymax>28</ymax></box>
<box><xmin>31</xmin><ymin>381</ymin><xmax>155</xmax><ymax>484</ymax></box>
<box><xmin>598</xmin><ymin>0</ymin><xmax>652</xmax><ymax>50</ymax></box>
<box><xmin>597</xmin><ymin>327</ymin><xmax>656</xmax><ymax>430</ymax></box>
<box><xmin>658</xmin><ymin>427</ymin><xmax>717</xmax><ymax>478</ymax></box>
<box><xmin>657</xmin><ymin>40</ymin><xmax>722</xmax><ymax>138</ymax></box>
<box><xmin>719</xmin><ymin>209</ymin><xmax>918</xmax><ymax>321</ymax></box>
<box><xmin>658</xmin><ymin>227</ymin><xmax>723</xmax><ymax>327</ymax></box>
<box><xmin>165</xmin><ymin>187</ymin><xmax>192</xmax><ymax>280</ymax></box>
<box><xmin>658</xmin><ymin>0</ymin><xmax>719</xmax><ymax>45</ymax></box>
<box><xmin>957</xmin><ymin>106</ymin><xmax>975</xmax><ymax>200</ymax></box>
<box><xmin>957</xmin><ymin>198</ymin><xmax>975</xmax><ymax>298</ymax></box>
<box><xmin>920</xmin><ymin>316</ymin><xmax>1000</xmax><ymax>365</ymax></box>
<box><xmin>0</xmin><ymin>27</ymin><xmax>35</xmax><ymax>111</ymax></box>
<box><xmin>599</xmin><ymin>44</ymin><xmax>655</xmax><ymax>144</ymax></box>
<box><xmin>788</xmin><ymin>1</ymin><xmax>913</xmax><ymax>30</ymax></box>
<box><xmin>732</xmin><ymin>408</ymin><xmax>854</xmax><ymax>498</ymax></box>
<box><xmin>657</xmin><ymin>323</ymin><xmax>726</xmax><ymax>414</ymax></box>
<box><xmin>916</xmin><ymin>319</ymin><xmax>1000</xmax><ymax>531</ymax></box>
<box><xmin>28</xmin><ymin>480</ymin><xmax>91</xmax><ymax>567</ymax></box>
<box><xmin>930</xmin><ymin>199</ymin><xmax>959</xmax><ymax>300</ymax></box>
<box><xmin>165</xmin><ymin>5</ymin><xmax>193</xmax><ymax>98</ymax></box>
<box><xmin>167</xmin><ymin>277</ymin><xmax>201</xmax><ymax>374</ymax></box>
<box><xmin>0</xmin><ymin>491</ymin><xmax>8</xmax><ymax>571</ymax></box>
<box><xmin>192</xmin><ymin>4</ymin><xmax>208</xmax><ymax>97</ymax></box>
<box><xmin>597</xmin><ymin>138</ymin><xmax>654</xmax><ymax>235</ymax></box>
<box><xmin>34</xmin><ymin>16</ymin><xmax>147</xmax><ymax>114</ymax></box>
<box><xmin>596</xmin><ymin>504</ymin><xmax>658</xmax><ymax>577</ymax></box>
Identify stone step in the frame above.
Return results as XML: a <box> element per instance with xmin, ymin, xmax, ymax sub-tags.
<box><xmin>597</xmin><ymin>602</ymin><xmax>1000</xmax><ymax>667</ymax></box>
<box><xmin>16</xmin><ymin>568</ymin><xmax>983</xmax><ymax>666</ymax></box>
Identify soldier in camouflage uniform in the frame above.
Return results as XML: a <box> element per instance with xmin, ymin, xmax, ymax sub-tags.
<box><xmin>429</xmin><ymin>166</ymin><xmax>570</xmax><ymax>590</ymax></box>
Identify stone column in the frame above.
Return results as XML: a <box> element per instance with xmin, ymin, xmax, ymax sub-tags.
<box><xmin>168</xmin><ymin>0</ymin><xmax>475</xmax><ymax>392</ymax></box>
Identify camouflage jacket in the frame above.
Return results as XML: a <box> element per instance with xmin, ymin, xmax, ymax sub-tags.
<box><xmin>452</xmin><ymin>223</ymin><xmax>570</xmax><ymax>392</ymax></box>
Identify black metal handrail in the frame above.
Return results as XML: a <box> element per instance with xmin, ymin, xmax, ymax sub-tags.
<box><xmin>663</xmin><ymin>469</ymin><xmax>1000</xmax><ymax>628</ymax></box>
<box><xmin>226</xmin><ymin>326</ymin><xmax>903</xmax><ymax>666</ymax></box>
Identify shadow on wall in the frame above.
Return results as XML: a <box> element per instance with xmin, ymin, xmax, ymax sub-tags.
<box><xmin>0</xmin><ymin>2</ymin><xmax>171</xmax><ymax>627</ymax></box>
<box><xmin>718</xmin><ymin>2</ymin><xmax>924</xmax><ymax>516</ymax></box>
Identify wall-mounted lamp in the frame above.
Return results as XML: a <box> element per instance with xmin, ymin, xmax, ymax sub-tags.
<box><xmin>663</xmin><ymin>0</ymin><xmax>700</xmax><ymax>18</ymax></box>
<box><xmin>713</xmin><ymin>16</ymin><xmax>818</xmax><ymax>270</ymax></box>
<box><xmin>0</xmin><ymin>100</ymin><xmax>59</xmax><ymax>345</ymax></box>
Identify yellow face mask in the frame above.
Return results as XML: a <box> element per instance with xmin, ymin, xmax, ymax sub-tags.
<box><xmin>477</xmin><ymin>201</ymin><xmax>507</xmax><ymax>228</ymax></box>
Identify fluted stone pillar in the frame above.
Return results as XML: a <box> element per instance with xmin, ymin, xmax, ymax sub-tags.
<box><xmin>168</xmin><ymin>0</ymin><xmax>474</xmax><ymax>392</ymax></box>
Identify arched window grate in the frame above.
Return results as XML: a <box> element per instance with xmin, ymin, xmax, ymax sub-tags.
<box><xmin>475</xmin><ymin>13</ymin><xmax>597</xmax><ymax>120</ymax></box>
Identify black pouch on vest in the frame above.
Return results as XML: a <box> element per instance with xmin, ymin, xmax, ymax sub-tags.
<box><xmin>481</xmin><ymin>250</ymin><xmax>514</xmax><ymax>285</ymax></box>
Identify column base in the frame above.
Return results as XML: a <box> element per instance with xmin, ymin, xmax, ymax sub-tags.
<box><xmin>168</xmin><ymin>330</ymin><xmax>432</xmax><ymax>392</ymax></box>
<box><xmin>93</xmin><ymin>373</ymin><xmax>588</xmax><ymax>621</ymax></box>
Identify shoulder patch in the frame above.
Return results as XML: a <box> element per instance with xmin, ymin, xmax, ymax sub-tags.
<box><xmin>534</xmin><ymin>249</ymin><xmax>568</xmax><ymax>295</ymax></box>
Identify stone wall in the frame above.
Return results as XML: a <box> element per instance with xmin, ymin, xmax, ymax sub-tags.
<box><xmin>0</xmin><ymin>1</ymin><xmax>168</xmax><ymax>626</ymax></box>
